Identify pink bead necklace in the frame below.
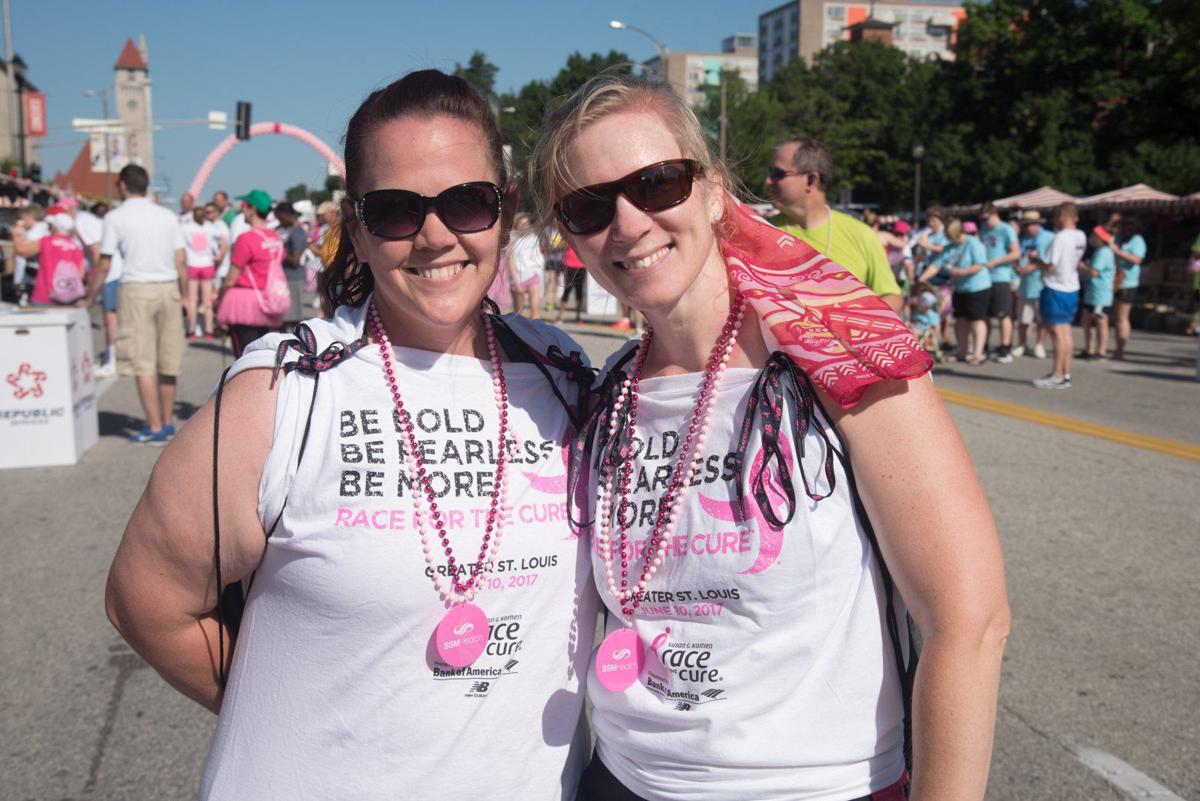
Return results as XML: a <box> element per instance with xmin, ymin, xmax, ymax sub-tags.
<box><xmin>596</xmin><ymin>294</ymin><xmax>746</xmax><ymax>620</ymax></box>
<box><xmin>367</xmin><ymin>302</ymin><xmax>511</xmax><ymax>606</ymax></box>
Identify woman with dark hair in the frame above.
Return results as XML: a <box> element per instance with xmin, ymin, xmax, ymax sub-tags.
<box><xmin>104</xmin><ymin>70</ymin><xmax>598</xmax><ymax>798</ymax></box>
<box><xmin>531</xmin><ymin>74</ymin><xmax>1009</xmax><ymax>801</ymax></box>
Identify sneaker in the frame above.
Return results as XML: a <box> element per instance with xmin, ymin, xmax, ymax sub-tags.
<box><xmin>161</xmin><ymin>423</ymin><xmax>176</xmax><ymax>440</ymax></box>
<box><xmin>1010</xmin><ymin>344</ymin><xmax>1026</xmax><ymax>358</ymax></box>
<box><xmin>130</xmin><ymin>425</ymin><xmax>172</xmax><ymax>445</ymax></box>
<box><xmin>995</xmin><ymin>352</ymin><xmax>1014</xmax><ymax>364</ymax></box>
<box><xmin>93</xmin><ymin>360</ymin><xmax>116</xmax><ymax>379</ymax></box>
<box><xmin>1033</xmin><ymin>374</ymin><xmax>1071</xmax><ymax>389</ymax></box>
<box><xmin>1033</xmin><ymin>343</ymin><xmax>1047</xmax><ymax>359</ymax></box>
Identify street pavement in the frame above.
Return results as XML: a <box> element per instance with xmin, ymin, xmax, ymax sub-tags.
<box><xmin>1</xmin><ymin>313</ymin><xmax>1196</xmax><ymax>800</ymax></box>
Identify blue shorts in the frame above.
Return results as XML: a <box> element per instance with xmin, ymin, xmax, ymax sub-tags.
<box><xmin>102</xmin><ymin>281</ymin><xmax>119</xmax><ymax>312</ymax></box>
<box><xmin>1039</xmin><ymin>288</ymin><xmax>1078</xmax><ymax>325</ymax></box>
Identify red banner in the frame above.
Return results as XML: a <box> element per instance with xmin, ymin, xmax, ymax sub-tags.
<box><xmin>24</xmin><ymin>92</ymin><xmax>47</xmax><ymax>137</ymax></box>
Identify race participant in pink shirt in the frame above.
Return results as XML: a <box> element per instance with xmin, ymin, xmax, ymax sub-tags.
<box><xmin>30</xmin><ymin>206</ymin><xmax>86</xmax><ymax>306</ymax></box>
<box><xmin>181</xmin><ymin>207</ymin><xmax>218</xmax><ymax>338</ymax></box>
<box><xmin>532</xmin><ymin>74</ymin><xmax>1010</xmax><ymax>801</ymax></box>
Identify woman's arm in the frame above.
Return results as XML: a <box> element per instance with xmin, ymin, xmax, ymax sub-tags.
<box><xmin>105</xmin><ymin>368</ymin><xmax>278</xmax><ymax>713</ymax></box>
<box><xmin>822</xmin><ymin>376</ymin><xmax>1010</xmax><ymax>801</ymax></box>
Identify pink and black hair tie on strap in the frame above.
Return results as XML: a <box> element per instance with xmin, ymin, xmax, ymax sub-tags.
<box><xmin>272</xmin><ymin>322</ymin><xmax>368</xmax><ymax>384</ymax></box>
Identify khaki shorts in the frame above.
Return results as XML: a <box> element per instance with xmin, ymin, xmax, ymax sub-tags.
<box><xmin>117</xmin><ymin>282</ymin><xmax>186</xmax><ymax>377</ymax></box>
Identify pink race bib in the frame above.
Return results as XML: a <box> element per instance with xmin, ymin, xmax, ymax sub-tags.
<box><xmin>435</xmin><ymin>604</ymin><xmax>489</xmax><ymax>667</ymax></box>
<box><xmin>595</xmin><ymin>628</ymin><xmax>644</xmax><ymax>692</ymax></box>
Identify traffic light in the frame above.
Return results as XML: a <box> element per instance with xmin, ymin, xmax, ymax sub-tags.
<box><xmin>235</xmin><ymin>101</ymin><xmax>252</xmax><ymax>140</ymax></box>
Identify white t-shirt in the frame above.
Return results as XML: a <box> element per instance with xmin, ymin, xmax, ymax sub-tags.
<box><xmin>508</xmin><ymin>232</ymin><xmax>545</xmax><ymax>284</ymax></box>
<box><xmin>1043</xmin><ymin>228</ymin><xmax>1087</xmax><ymax>293</ymax></box>
<box><xmin>210</xmin><ymin>218</ymin><xmax>232</xmax><ymax>277</ymax></box>
<box><xmin>200</xmin><ymin>302</ymin><xmax>599</xmax><ymax>800</ymax></box>
<box><xmin>99</xmin><ymin>196</ymin><xmax>185</xmax><ymax>283</ymax></box>
<box><xmin>180</xmin><ymin>218</ymin><xmax>217</xmax><ymax>267</ymax></box>
<box><xmin>76</xmin><ymin>211</ymin><xmax>124</xmax><ymax>284</ymax></box>
<box><xmin>585</xmin><ymin>343</ymin><xmax>907</xmax><ymax>801</ymax></box>
<box><xmin>13</xmin><ymin>220</ymin><xmax>48</xmax><ymax>286</ymax></box>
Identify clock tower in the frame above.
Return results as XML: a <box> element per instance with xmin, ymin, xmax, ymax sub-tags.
<box><xmin>113</xmin><ymin>36</ymin><xmax>153</xmax><ymax>176</ymax></box>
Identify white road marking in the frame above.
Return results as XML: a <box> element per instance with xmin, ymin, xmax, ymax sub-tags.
<box><xmin>1067</xmin><ymin>743</ymin><xmax>1187</xmax><ymax>800</ymax></box>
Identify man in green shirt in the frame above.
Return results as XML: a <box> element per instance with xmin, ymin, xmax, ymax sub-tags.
<box><xmin>766</xmin><ymin>136</ymin><xmax>903</xmax><ymax>311</ymax></box>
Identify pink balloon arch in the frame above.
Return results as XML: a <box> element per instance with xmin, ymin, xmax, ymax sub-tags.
<box><xmin>186</xmin><ymin>121</ymin><xmax>345</xmax><ymax>200</ymax></box>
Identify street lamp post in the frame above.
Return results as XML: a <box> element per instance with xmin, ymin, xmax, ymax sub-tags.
<box><xmin>912</xmin><ymin>143</ymin><xmax>925</xmax><ymax>228</ymax></box>
<box><xmin>84</xmin><ymin>89</ymin><xmax>112</xmax><ymax>201</ymax></box>
<box><xmin>609</xmin><ymin>19</ymin><xmax>669</xmax><ymax>78</ymax></box>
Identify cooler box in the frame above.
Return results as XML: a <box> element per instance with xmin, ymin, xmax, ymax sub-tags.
<box><xmin>0</xmin><ymin>306</ymin><xmax>99</xmax><ymax>468</ymax></box>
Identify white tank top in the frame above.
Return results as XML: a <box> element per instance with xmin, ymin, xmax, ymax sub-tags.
<box><xmin>200</xmin><ymin>303</ymin><xmax>599</xmax><ymax>799</ymax></box>
<box><xmin>585</xmin><ymin>343</ymin><xmax>907</xmax><ymax>801</ymax></box>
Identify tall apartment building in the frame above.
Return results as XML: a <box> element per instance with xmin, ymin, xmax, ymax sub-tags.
<box><xmin>645</xmin><ymin>34</ymin><xmax>758</xmax><ymax>108</ymax></box>
<box><xmin>759</xmin><ymin>0</ymin><xmax>966</xmax><ymax>83</ymax></box>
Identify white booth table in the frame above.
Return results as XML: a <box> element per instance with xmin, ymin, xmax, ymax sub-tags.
<box><xmin>0</xmin><ymin>306</ymin><xmax>99</xmax><ymax>469</ymax></box>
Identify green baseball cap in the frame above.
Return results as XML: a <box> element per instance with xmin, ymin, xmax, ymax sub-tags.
<box><xmin>237</xmin><ymin>189</ymin><xmax>272</xmax><ymax>215</ymax></box>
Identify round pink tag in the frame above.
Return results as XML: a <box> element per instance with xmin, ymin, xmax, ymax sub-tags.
<box><xmin>435</xmin><ymin>603</ymin><xmax>489</xmax><ymax>667</ymax></box>
<box><xmin>595</xmin><ymin>628</ymin><xmax>644</xmax><ymax>692</ymax></box>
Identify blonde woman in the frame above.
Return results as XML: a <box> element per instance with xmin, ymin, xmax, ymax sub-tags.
<box><xmin>531</xmin><ymin>75</ymin><xmax>1010</xmax><ymax>801</ymax></box>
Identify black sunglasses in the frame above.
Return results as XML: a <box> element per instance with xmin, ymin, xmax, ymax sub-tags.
<box><xmin>354</xmin><ymin>181</ymin><xmax>503</xmax><ymax>240</ymax></box>
<box><xmin>767</xmin><ymin>166</ymin><xmax>816</xmax><ymax>184</ymax></box>
<box><xmin>554</xmin><ymin>159</ymin><xmax>703</xmax><ymax>235</ymax></box>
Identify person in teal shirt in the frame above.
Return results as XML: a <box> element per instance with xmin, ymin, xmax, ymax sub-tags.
<box><xmin>1110</xmin><ymin>216</ymin><xmax>1147</xmax><ymax>360</ymax></box>
<box><xmin>1014</xmin><ymin>211</ymin><xmax>1055</xmax><ymax>358</ymax></box>
<box><xmin>978</xmin><ymin>204</ymin><xmax>1020</xmax><ymax>361</ymax></box>
<box><xmin>944</xmin><ymin>219</ymin><xmax>991</xmax><ymax>364</ymax></box>
<box><xmin>1081</xmin><ymin>227</ymin><xmax>1116</xmax><ymax>358</ymax></box>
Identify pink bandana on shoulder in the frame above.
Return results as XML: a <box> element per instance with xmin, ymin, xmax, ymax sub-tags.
<box><xmin>720</xmin><ymin>198</ymin><xmax>933</xmax><ymax>409</ymax></box>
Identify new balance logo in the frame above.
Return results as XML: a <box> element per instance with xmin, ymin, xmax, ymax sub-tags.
<box><xmin>469</xmin><ymin>682</ymin><xmax>491</xmax><ymax>694</ymax></box>
<box><xmin>673</xmin><ymin>702</ymin><xmax>693</xmax><ymax>712</ymax></box>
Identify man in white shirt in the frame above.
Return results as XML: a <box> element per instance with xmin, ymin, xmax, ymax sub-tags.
<box><xmin>79</xmin><ymin>164</ymin><xmax>187</xmax><ymax>444</ymax></box>
<box><xmin>1034</xmin><ymin>202</ymin><xmax>1087</xmax><ymax>389</ymax></box>
<box><xmin>204</xmin><ymin>202</ymin><xmax>231</xmax><ymax>283</ymax></box>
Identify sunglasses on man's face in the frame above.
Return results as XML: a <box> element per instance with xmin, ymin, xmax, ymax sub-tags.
<box><xmin>767</xmin><ymin>166</ymin><xmax>817</xmax><ymax>184</ymax></box>
<box><xmin>354</xmin><ymin>181</ymin><xmax>503</xmax><ymax>240</ymax></box>
<box><xmin>554</xmin><ymin>159</ymin><xmax>703</xmax><ymax>236</ymax></box>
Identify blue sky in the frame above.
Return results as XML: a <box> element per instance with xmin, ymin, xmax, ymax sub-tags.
<box><xmin>18</xmin><ymin>0</ymin><xmax>792</xmax><ymax>202</ymax></box>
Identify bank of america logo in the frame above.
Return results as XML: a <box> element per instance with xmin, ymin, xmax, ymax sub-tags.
<box><xmin>504</xmin><ymin>659</ymin><xmax>518</xmax><ymax>671</ymax></box>
<box><xmin>701</xmin><ymin>689</ymin><xmax>724</xmax><ymax>700</ymax></box>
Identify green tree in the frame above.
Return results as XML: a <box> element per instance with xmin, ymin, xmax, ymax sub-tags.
<box><xmin>284</xmin><ymin>183</ymin><xmax>309</xmax><ymax>203</ymax></box>
<box><xmin>454</xmin><ymin>51</ymin><xmax>500</xmax><ymax>109</ymax></box>
<box><xmin>497</xmin><ymin>50</ymin><xmax>633</xmax><ymax>208</ymax></box>
<box><xmin>951</xmin><ymin>0</ymin><xmax>1200</xmax><ymax>196</ymax></box>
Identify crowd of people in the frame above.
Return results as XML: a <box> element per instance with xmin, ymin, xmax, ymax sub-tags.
<box><xmin>763</xmin><ymin>136</ymin><xmax>1154</xmax><ymax>390</ymax></box>
<box><xmin>6</xmin><ymin>166</ymin><xmax>339</xmax><ymax>442</ymax></box>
